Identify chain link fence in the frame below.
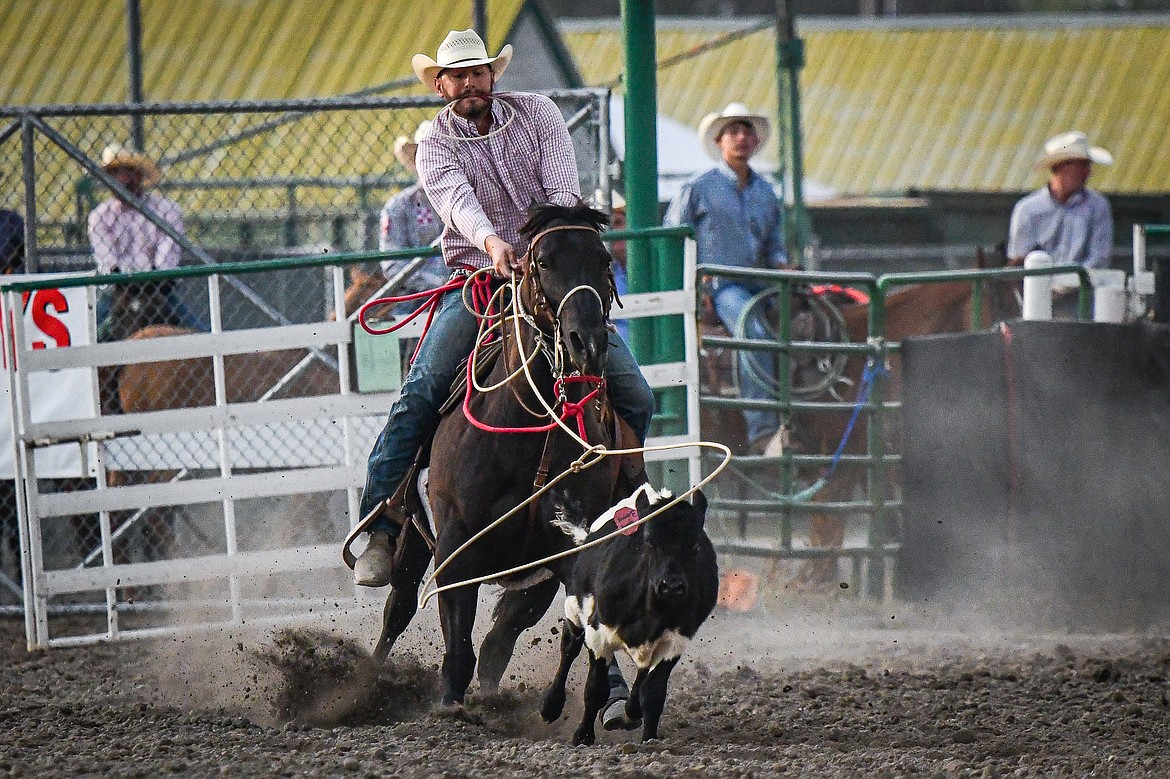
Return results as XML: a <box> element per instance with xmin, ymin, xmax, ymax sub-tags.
<box><xmin>0</xmin><ymin>90</ymin><xmax>609</xmax><ymax>621</ymax></box>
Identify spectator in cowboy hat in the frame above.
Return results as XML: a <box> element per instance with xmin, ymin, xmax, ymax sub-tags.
<box><xmin>664</xmin><ymin>102</ymin><xmax>788</xmax><ymax>456</ymax></box>
<box><xmin>87</xmin><ymin>143</ymin><xmax>205</xmax><ymax>340</ymax></box>
<box><xmin>1008</xmin><ymin>131</ymin><xmax>1115</xmax><ymax>317</ymax></box>
<box><xmin>1008</xmin><ymin>130</ymin><xmax>1114</xmax><ymax>269</ymax></box>
<box><xmin>374</xmin><ymin>119</ymin><xmax>448</xmax><ymax>297</ymax></box>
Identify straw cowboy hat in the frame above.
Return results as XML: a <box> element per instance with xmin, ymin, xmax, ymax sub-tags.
<box><xmin>393</xmin><ymin>120</ymin><xmax>434</xmax><ymax>170</ymax></box>
<box><xmin>593</xmin><ymin>188</ymin><xmax>626</xmax><ymax>211</ymax></box>
<box><xmin>411</xmin><ymin>29</ymin><xmax>513</xmax><ymax>86</ymax></box>
<box><xmin>698</xmin><ymin>103</ymin><xmax>771</xmax><ymax>162</ymax></box>
<box><xmin>1034</xmin><ymin>131</ymin><xmax>1113</xmax><ymax>172</ymax></box>
<box><xmin>100</xmin><ymin>143</ymin><xmax>162</xmax><ymax>188</ymax></box>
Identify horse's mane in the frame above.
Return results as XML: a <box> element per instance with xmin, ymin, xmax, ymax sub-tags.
<box><xmin>520</xmin><ymin>202</ymin><xmax>609</xmax><ymax>238</ymax></box>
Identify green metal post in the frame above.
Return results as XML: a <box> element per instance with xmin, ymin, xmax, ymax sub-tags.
<box><xmin>621</xmin><ymin>0</ymin><xmax>685</xmax><ymax>444</ymax></box>
<box><xmin>775</xmin><ymin>0</ymin><xmax>809</xmax><ymax>268</ymax></box>
<box><xmin>866</xmin><ymin>284</ymin><xmax>889</xmax><ymax>595</ymax></box>
<box><xmin>621</xmin><ymin>0</ymin><xmax>659</xmax><ymax>364</ymax></box>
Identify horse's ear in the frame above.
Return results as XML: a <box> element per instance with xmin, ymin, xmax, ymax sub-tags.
<box><xmin>975</xmin><ymin>246</ymin><xmax>987</xmax><ymax>270</ymax></box>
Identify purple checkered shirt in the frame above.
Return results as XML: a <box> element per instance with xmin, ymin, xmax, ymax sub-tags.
<box><xmin>416</xmin><ymin>91</ymin><xmax>581</xmax><ymax>270</ymax></box>
<box><xmin>87</xmin><ymin>193</ymin><xmax>184</xmax><ymax>274</ymax></box>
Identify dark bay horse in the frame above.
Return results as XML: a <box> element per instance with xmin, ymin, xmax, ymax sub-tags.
<box><xmin>784</xmin><ymin>257</ymin><xmax>1023</xmax><ymax>587</ymax></box>
<box><xmin>370</xmin><ymin>203</ymin><xmax>641</xmax><ymax>707</ymax></box>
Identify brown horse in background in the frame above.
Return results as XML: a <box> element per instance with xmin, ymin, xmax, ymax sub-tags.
<box><xmin>783</xmin><ymin>254</ymin><xmax>1022</xmax><ymax>588</ymax></box>
<box><xmin>98</xmin><ymin>277</ymin><xmax>354</xmax><ymax>568</ymax></box>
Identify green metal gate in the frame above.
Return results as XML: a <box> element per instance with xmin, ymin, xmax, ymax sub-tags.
<box><xmin>696</xmin><ymin>262</ymin><xmax>1092</xmax><ymax>599</ymax></box>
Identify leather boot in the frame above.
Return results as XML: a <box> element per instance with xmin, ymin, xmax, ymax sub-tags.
<box><xmin>353</xmin><ymin>530</ymin><xmax>396</xmax><ymax>587</ymax></box>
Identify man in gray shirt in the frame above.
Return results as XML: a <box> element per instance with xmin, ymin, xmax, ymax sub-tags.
<box><xmin>1008</xmin><ymin>130</ymin><xmax>1113</xmax><ymax>270</ymax></box>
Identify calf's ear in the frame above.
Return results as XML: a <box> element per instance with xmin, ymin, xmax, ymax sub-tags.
<box><xmin>634</xmin><ymin>489</ymin><xmax>652</xmax><ymax>522</ymax></box>
<box><xmin>691</xmin><ymin>489</ymin><xmax>707</xmax><ymax>526</ymax></box>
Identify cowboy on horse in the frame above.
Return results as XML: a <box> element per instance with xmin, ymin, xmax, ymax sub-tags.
<box><xmin>350</xmin><ymin>28</ymin><xmax>654</xmax><ymax>588</ymax></box>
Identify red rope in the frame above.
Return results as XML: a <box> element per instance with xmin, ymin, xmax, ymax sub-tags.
<box><xmin>361</xmin><ymin>270</ymin><xmax>606</xmax><ymax>439</ymax></box>
<box><xmin>358</xmin><ymin>271</ymin><xmax>494</xmax><ymax>364</ymax></box>
<box><xmin>1000</xmin><ymin>322</ymin><xmax>1019</xmax><ymax>544</ymax></box>
<box><xmin>809</xmin><ymin>283</ymin><xmax>870</xmax><ymax>304</ymax></box>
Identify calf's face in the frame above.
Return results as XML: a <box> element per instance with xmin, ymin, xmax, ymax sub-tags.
<box><xmin>637</xmin><ymin>491</ymin><xmax>709</xmax><ymax>607</ymax></box>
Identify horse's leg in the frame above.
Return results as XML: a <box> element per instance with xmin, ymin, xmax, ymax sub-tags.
<box><xmin>438</xmin><ymin>580</ymin><xmax>480</xmax><ymax>706</ymax></box>
<box><xmin>571</xmin><ymin>650</ymin><xmax>611</xmax><ymax>747</ymax></box>
<box><xmin>636</xmin><ymin>656</ymin><xmax>679</xmax><ymax>742</ymax></box>
<box><xmin>372</xmin><ymin>525</ymin><xmax>432</xmax><ymax>664</ymax></box>
<box><xmin>539</xmin><ymin>617</ymin><xmax>584</xmax><ymax>724</ymax></box>
<box><xmin>792</xmin><ymin>473</ymin><xmax>851</xmax><ymax>588</ymax></box>
<box><xmin>478</xmin><ymin>576</ymin><xmax>560</xmax><ymax>693</ymax></box>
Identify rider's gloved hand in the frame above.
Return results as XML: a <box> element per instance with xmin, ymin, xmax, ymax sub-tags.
<box><xmin>485</xmin><ymin>235</ymin><xmax>520</xmax><ymax>278</ymax></box>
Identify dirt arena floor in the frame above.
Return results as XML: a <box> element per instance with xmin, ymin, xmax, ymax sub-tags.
<box><xmin>3</xmin><ymin>583</ymin><xmax>1169</xmax><ymax>779</ymax></box>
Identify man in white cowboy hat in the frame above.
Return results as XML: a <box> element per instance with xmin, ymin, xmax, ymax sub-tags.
<box><xmin>376</xmin><ymin>119</ymin><xmax>448</xmax><ymax>294</ymax></box>
<box><xmin>1008</xmin><ymin>130</ymin><xmax>1114</xmax><ymax>270</ymax></box>
<box><xmin>664</xmin><ymin>103</ymin><xmax>788</xmax><ymax>455</ymax></box>
<box><xmin>353</xmin><ymin>30</ymin><xmax>654</xmax><ymax>587</ymax></box>
<box><xmin>87</xmin><ymin>143</ymin><xmax>204</xmax><ymax>339</ymax></box>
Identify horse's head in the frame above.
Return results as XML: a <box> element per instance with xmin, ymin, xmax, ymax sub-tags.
<box><xmin>976</xmin><ymin>244</ymin><xmax>1024</xmax><ymax>326</ymax></box>
<box><xmin>518</xmin><ymin>203</ymin><xmax>613</xmax><ymax>376</ymax></box>
<box><xmin>105</xmin><ymin>280</ymin><xmax>176</xmax><ymax>341</ymax></box>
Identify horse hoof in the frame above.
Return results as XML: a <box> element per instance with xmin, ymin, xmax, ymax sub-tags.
<box><xmin>433</xmin><ymin>702</ymin><xmax>483</xmax><ymax>726</ymax></box>
<box><xmin>571</xmin><ymin>727</ymin><xmax>596</xmax><ymax>746</ymax></box>
<box><xmin>540</xmin><ymin>689</ymin><xmax>566</xmax><ymax>723</ymax></box>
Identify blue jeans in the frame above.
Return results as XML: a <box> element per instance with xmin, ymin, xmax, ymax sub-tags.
<box><xmin>360</xmin><ymin>288</ymin><xmax>655</xmax><ymax>529</ymax></box>
<box><xmin>712</xmin><ymin>282</ymin><xmax>779</xmax><ymax>446</ymax></box>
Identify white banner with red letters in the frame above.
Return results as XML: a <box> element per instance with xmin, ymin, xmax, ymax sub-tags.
<box><xmin>0</xmin><ymin>274</ymin><xmax>98</xmax><ymax>479</ymax></box>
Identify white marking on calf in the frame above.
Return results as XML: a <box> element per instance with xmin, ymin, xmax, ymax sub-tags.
<box><xmin>563</xmin><ymin>594</ymin><xmax>689</xmax><ymax>670</ymax></box>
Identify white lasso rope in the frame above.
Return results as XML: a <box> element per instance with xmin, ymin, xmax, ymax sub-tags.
<box><xmin>430</xmin><ymin>96</ymin><xmax>518</xmax><ymax>142</ymax></box>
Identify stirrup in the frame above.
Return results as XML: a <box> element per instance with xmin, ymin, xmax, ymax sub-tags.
<box><xmin>342</xmin><ymin>498</ymin><xmax>397</xmax><ymax>570</ymax></box>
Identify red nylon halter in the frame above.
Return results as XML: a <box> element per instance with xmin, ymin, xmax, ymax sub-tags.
<box><xmin>462</xmin><ymin>364</ymin><xmax>605</xmax><ymax>439</ymax></box>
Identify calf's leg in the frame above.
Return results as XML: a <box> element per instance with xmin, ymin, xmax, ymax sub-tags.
<box><xmin>572</xmin><ymin>650</ymin><xmax>612</xmax><ymax>746</ymax></box>
<box><xmin>540</xmin><ymin>617</ymin><xmax>584</xmax><ymax>723</ymax></box>
<box><xmin>638</xmin><ymin>657</ymin><xmax>679</xmax><ymax>742</ymax></box>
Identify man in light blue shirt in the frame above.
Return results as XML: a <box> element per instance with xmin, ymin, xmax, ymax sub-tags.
<box><xmin>1008</xmin><ymin>130</ymin><xmax>1114</xmax><ymax>270</ymax></box>
<box><xmin>664</xmin><ymin>103</ymin><xmax>788</xmax><ymax>454</ymax></box>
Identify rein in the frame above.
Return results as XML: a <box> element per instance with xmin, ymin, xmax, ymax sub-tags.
<box><xmin>357</xmin><ymin>270</ymin><xmax>496</xmax><ymax>363</ymax></box>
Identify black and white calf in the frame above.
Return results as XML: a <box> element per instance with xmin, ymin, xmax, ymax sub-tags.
<box><xmin>540</xmin><ymin>485</ymin><xmax>718</xmax><ymax>744</ymax></box>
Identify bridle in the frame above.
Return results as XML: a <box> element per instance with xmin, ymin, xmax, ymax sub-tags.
<box><xmin>511</xmin><ymin>223</ymin><xmax>612</xmax><ymax>386</ymax></box>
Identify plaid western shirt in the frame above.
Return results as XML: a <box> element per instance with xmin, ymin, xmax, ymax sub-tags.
<box><xmin>87</xmin><ymin>193</ymin><xmax>184</xmax><ymax>274</ymax></box>
<box><xmin>416</xmin><ymin>91</ymin><xmax>581</xmax><ymax>270</ymax></box>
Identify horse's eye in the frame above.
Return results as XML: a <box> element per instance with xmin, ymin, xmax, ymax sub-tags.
<box><xmin>536</xmin><ymin>258</ymin><xmax>550</xmax><ymax>270</ymax></box>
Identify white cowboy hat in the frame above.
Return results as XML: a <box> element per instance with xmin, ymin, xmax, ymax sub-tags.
<box><xmin>393</xmin><ymin>120</ymin><xmax>433</xmax><ymax>170</ymax></box>
<box><xmin>100</xmin><ymin>143</ymin><xmax>162</xmax><ymax>188</ymax></box>
<box><xmin>1034</xmin><ymin>130</ymin><xmax>1113</xmax><ymax>171</ymax></box>
<box><xmin>411</xmin><ymin>29</ymin><xmax>513</xmax><ymax>86</ymax></box>
<box><xmin>698</xmin><ymin>103</ymin><xmax>771</xmax><ymax>162</ymax></box>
